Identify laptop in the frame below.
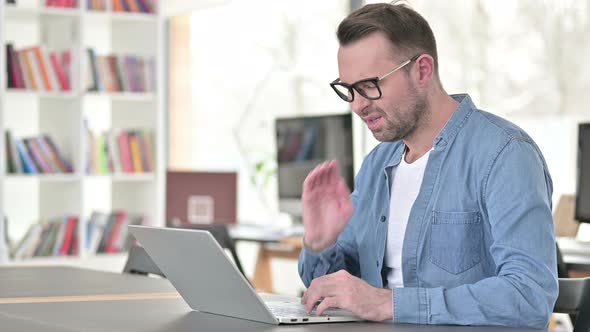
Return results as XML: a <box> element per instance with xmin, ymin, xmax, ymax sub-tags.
<box><xmin>128</xmin><ymin>225</ymin><xmax>362</xmax><ymax>325</ymax></box>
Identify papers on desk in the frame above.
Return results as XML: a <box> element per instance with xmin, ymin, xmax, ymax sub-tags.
<box><xmin>557</xmin><ymin>237</ymin><xmax>590</xmax><ymax>256</ymax></box>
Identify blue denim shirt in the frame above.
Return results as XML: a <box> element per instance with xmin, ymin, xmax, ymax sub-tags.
<box><xmin>298</xmin><ymin>94</ymin><xmax>558</xmax><ymax>328</ymax></box>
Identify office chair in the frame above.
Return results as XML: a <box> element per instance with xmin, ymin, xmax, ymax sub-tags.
<box><xmin>557</xmin><ymin>242</ymin><xmax>570</xmax><ymax>278</ymax></box>
<box><xmin>554</xmin><ymin>277</ymin><xmax>590</xmax><ymax>332</ymax></box>
<box><xmin>122</xmin><ymin>244</ymin><xmax>165</xmax><ymax>278</ymax></box>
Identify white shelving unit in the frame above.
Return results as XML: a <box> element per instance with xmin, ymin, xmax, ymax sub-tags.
<box><xmin>0</xmin><ymin>0</ymin><xmax>165</xmax><ymax>270</ymax></box>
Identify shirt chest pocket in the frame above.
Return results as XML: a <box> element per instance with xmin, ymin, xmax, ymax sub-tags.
<box><xmin>429</xmin><ymin>211</ymin><xmax>482</xmax><ymax>275</ymax></box>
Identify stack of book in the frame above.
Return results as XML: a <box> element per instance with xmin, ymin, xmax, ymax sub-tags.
<box><xmin>85</xmin><ymin>49</ymin><xmax>155</xmax><ymax>93</ymax></box>
<box><xmin>9</xmin><ymin>210</ymin><xmax>149</xmax><ymax>259</ymax></box>
<box><xmin>85</xmin><ymin>210</ymin><xmax>148</xmax><ymax>254</ymax></box>
<box><xmin>46</xmin><ymin>0</ymin><xmax>77</xmax><ymax>8</ymax></box>
<box><xmin>86</xmin><ymin>127</ymin><xmax>154</xmax><ymax>174</ymax></box>
<box><xmin>111</xmin><ymin>0</ymin><xmax>155</xmax><ymax>14</ymax></box>
<box><xmin>5</xmin><ymin>44</ymin><xmax>72</xmax><ymax>92</ymax></box>
<box><xmin>86</xmin><ymin>0</ymin><xmax>106</xmax><ymax>11</ymax></box>
<box><xmin>4</xmin><ymin>130</ymin><xmax>74</xmax><ymax>174</ymax></box>
<box><xmin>12</xmin><ymin>215</ymin><xmax>80</xmax><ymax>260</ymax></box>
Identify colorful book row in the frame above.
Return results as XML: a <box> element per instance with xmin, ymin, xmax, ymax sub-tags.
<box><xmin>86</xmin><ymin>127</ymin><xmax>154</xmax><ymax>174</ymax></box>
<box><xmin>86</xmin><ymin>210</ymin><xmax>147</xmax><ymax>254</ymax></box>
<box><xmin>87</xmin><ymin>0</ymin><xmax>155</xmax><ymax>13</ymax></box>
<box><xmin>46</xmin><ymin>0</ymin><xmax>77</xmax><ymax>8</ymax></box>
<box><xmin>4</xmin><ymin>130</ymin><xmax>74</xmax><ymax>174</ymax></box>
<box><xmin>5</xmin><ymin>44</ymin><xmax>72</xmax><ymax>92</ymax></box>
<box><xmin>85</xmin><ymin>49</ymin><xmax>155</xmax><ymax>93</ymax></box>
<box><xmin>9</xmin><ymin>210</ymin><xmax>148</xmax><ymax>259</ymax></box>
<box><xmin>12</xmin><ymin>215</ymin><xmax>80</xmax><ymax>260</ymax></box>
<box><xmin>112</xmin><ymin>0</ymin><xmax>155</xmax><ymax>13</ymax></box>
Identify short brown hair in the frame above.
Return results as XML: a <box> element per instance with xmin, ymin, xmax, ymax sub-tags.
<box><xmin>337</xmin><ymin>3</ymin><xmax>438</xmax><ymax>75</ymax></box>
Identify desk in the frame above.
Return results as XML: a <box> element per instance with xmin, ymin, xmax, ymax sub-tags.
<box><xmin>230</xmin><ymin>224</ymin><xmax>304</xmax><ymax>293</ymax></box>
<box><xmin>0</xmin><ymin>266</ymin><xmax>545</xmax><ymax>332</ymax></box>
<box><xmin>557</xmin><ymin>237</ymin><xmax>590</xmax><ymax>273</ymax></box>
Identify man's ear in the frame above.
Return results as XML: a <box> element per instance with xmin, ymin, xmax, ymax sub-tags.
<box><xmin>414</xmin><ymin>54</ymin><xmax>435</xmax><ymax>87</ymax></box>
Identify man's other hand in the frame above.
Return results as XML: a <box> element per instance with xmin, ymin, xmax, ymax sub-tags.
<box><xmin>301</xmin><ymin>270</ymin><xmax>393</xmax><ymax>321</ymax></box>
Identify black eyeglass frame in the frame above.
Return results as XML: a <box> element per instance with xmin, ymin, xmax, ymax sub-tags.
<box><xmin>330</xmin><ymin>54</ymin><xmax>422</xmax><ymax>102</ymax></box>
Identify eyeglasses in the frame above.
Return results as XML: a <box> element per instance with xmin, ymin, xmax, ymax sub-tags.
<box><xmin>330</xmin><ymin>54</ymin><xmax>421</xmax><ymax>102</ymax></box>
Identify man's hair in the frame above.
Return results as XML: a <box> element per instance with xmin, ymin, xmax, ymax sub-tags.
<box><xmin>337</xmin><ymin>3</ymin><xmax>439</xmax><ymax>76</ymax></box>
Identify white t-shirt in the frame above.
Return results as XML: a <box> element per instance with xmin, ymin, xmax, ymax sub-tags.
<box><xmin>385</xmin><ymin>150</ymin><xmax>430</xmax><ymax>288</ymax></box>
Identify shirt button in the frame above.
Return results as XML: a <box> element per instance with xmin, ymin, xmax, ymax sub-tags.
<box><xmin>376</xmin><ymin>260</ymin><xmax>379</xmax><ymax>267</ymax></box>
<box><xmin>380</xmin><ymin>216</ymin><xmax>386</xmax><ymax>222</ymax></box>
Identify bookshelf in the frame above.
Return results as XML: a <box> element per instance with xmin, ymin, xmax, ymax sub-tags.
<box><xmin>0</xmin><ymin>0</ymin><xmax>164</xmax><ymax>269</ymax></box>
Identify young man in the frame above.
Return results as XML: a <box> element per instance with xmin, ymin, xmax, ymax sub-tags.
<box><xmin>298</xmin><ymin>3</ymin><xmax>558</xmax><ymax>328</ymax></box>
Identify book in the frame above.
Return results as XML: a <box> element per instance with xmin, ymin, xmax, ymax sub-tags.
<box><xmin>49</xmin><ymin>51</ymin><xmax>69</xmax><ymax>91</ymax></box>
<box><xmin>35</xmin><ymin>136</ymin><xmax>61</xmax><ymax>172</ymax></box>
<box><xmin>15</xmin><ymin>139</ymin><xmax>39</xmax><ymax>174</ymax></box>
<box><xmin>24</xmin><ymin>138</ymin><xmax>53</xmax><ymax>173</ymax></box>
<box><xmin>128</xmin><ymin>131</ymin><xmax>144</xmax><ymax>172</ymax></box>
<box><xmin>7</xmin><ymin>44</ymin><xmax>25</xmax><ymax>89</ymax></box>
<box><xmin>25</xmin><ymin>48</ymin><xmax>45</xmax><ymax>91</ymax></box>
<box><xmin>20</xmin><ymin>49</ymin><xmax>39</xmax><ymax>90</ymax></box>
<box><xmin>118</xmin><ymin>131</ymin><xmax>134</xmax><ymax>173</ymax></box>
<box><xmin>86</xmin><ymin>48</ymin><xmax>102</xmax><ymax>91</ymax></box>
<box><xmin>31</xmin><ymin>46</ymin><xmax>54</xmax><ymax>91</ymax></box>
<box><xmin>59</xmin><ymin>216</ymin><xmax>77</xmax><ymax>256</ymax></box>
<box><xmin>5</xmin><ymin>131</ymin><xmax>14</xmax><ymax>173</ymax></box>
<box><xmin>8</xmin><ymin>131</ymin><xmax>24</xmax><ymax>173</ymax></box>
<box><xmin>43</xmin><ymin>135</ymin><xmax>73</xmax><ymax>172</ymax></box>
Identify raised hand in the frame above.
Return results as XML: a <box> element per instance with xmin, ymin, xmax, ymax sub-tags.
<box><xmin>302</xmin><ymin>160</ymin><xmax>354</xmax><ymax>252</ymax></box>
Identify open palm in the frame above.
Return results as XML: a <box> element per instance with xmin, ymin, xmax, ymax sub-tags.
<box><xmin>302</xmin><ymin>160</ymin><xmax>354</xmax><ymax>252</ymax></box>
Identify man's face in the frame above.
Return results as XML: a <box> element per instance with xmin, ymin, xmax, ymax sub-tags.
<box><xmin>337</xmin><ymin>32</ymin><xmax>429</xmax><ymax>142</ymax></box>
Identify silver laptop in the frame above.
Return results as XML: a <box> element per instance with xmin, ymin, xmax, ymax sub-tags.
<box><xmin>128</xmin><ymin>225</ymin><xmax>362</xmax><ymax>325</ymax></box>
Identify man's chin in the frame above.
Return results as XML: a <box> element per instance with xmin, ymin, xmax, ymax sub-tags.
<box><xmin>371</xmin><ymin>131</ymin><xmax>402</xmax><ymax>143</ymax></box>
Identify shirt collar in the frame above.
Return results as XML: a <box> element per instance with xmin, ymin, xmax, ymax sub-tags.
<box><xmin>433</xmin><ymin>94</ymin><xmax>476</xmax><ymax>149</ymax></box>
<box><xmin>385</xmin><ymin>93</ymin><xmax>477</xmax><ymax>168</ymax></box>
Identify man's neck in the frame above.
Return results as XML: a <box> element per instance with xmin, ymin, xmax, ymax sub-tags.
<box><xmin>403</xmin><ymin>93</ymin><xmax>459</xmax><ymax>163</ymax></box>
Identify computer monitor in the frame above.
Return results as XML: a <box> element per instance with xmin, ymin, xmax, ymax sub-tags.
<box><xmin>575</xmin><ymin>123</ymin><xmax>590</xmax><ymax>223</ymax></box>
<box><xmin>275</xmin><ymin>113</ymin><xmax>354</xmax><ymax>220</ymax></box>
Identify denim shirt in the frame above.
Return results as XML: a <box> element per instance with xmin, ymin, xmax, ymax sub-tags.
<box><xmin>298</xmin><ymin>94</ymin><xmax>558</xmax><ymax>328</ymax></box>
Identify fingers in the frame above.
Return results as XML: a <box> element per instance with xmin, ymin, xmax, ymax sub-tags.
<box><xmin>315</xmin><ymin>297</ymin><xmax>339</xmax><ymax>316</ymax></box>
<box><xmin>303</xmin><ymin>160</ymin><xmax>340</xmax><ymax>193</ymax></box>
<box><xmin>301</xmin><ymin>271</ymin><xmax>346</xmax><ymax>312</ymax></box>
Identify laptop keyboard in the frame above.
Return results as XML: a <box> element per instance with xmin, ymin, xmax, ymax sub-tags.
<box><xmin>267</xmin><ymin>302</ymin><xmax>320</xmax><ymax>317</ymax></box>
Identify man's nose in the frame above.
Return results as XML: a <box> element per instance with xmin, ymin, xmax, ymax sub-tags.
<box><xmin>350</xmin><ymin>92</ymin><xmax>372</xmax><ymax>116</ymax></box>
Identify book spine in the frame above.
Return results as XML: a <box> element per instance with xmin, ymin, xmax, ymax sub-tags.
<box><xmin>137</xmin><ymin>130</ymin><xmax>152</xmax><ymax>172</ymax></box>
<box><xmin>128</xmin><ymin>131</ymin><xmax>144</xmax><ymax>172</ymax></box>
<box><xmin>20</xmin><ymin>50</ymin><xmax>39</xmax><ymax>90</ymax></box>
<box><xmin>118</xmin><ymin>131</ymin><xmax>134</xmax><ymax>173</ymax></box>
<box><xmin>34</xmin><ymin>136</ymin><xmax>60</xmax><ymax>172</ymax></box>
<box><xmin>32</xmin><ymin>46</ymin><xmax>54</xmax><ymax>91</ymax></box>
<box><xmin>15</xmin><ymin>139</ymin><xmax>39</xmax><ymax>174</ymax></box>
<box><xmin>26</xmin><ymin>48</ymin><xmax>45</xmax><ymax>91</ymax></box>
<box><xmin>6</xmin><ymin>45</ymin><xmax>14</xmax><ymax>88</ymax></box>
<box><xmin>8</xmin><ymin>44</ymin><xmax>25</xmax><ymax>89</ymax></box>
<box><xmin>60</xmin><ymin>216</ymin><xmax>77</xmax><ymax>256</ymax></box>
<box><xmin>60</xmin><ymin>49</ymin><xmax>72</xmax><ymax>91</ymax></box>
<box><xmin>44</xmin><ymin>135</ymin><xmax>73</xmax><ymax>172</ymax></box>
<box><xmin>25</xmin><ymin>138</ymin><xmax>53</xmax><ymax>173</ymax></box>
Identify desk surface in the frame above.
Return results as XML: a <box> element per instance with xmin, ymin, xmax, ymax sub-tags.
<box><xmin>0</xmin><ymin>266</ymin><xmax>546</xmax><ymax>332</ymax></box>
